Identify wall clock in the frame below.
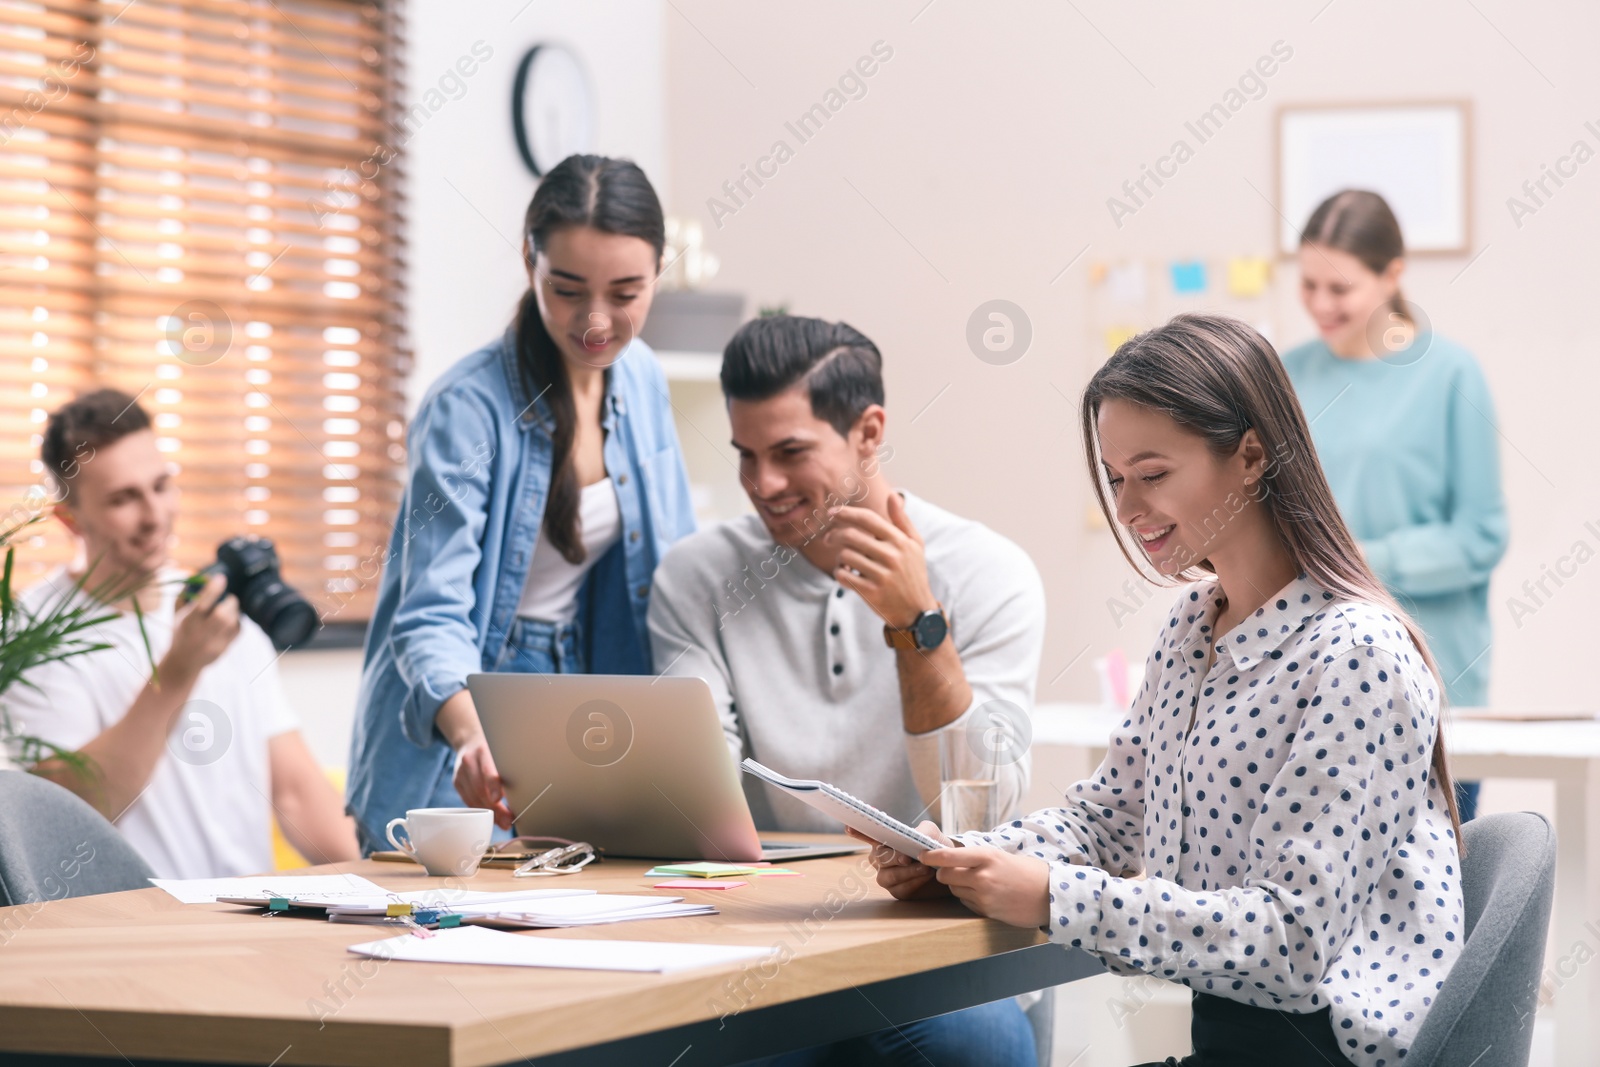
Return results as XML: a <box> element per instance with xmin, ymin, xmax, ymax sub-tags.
<box><xmin>512</xmin><ymin>43</ymin><xmax>594</xmax><ymax>177</ymax></box>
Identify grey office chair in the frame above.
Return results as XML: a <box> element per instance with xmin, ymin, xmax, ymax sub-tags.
<box><xmin>0</xmin><ymin>770</ymin><xmax>154</xmax><ymax>907</ymax></box>
<box><xmin>1404</xmin><ymin>811</ymin><xmax>1557</xmax><ymax>1067</ymax></box>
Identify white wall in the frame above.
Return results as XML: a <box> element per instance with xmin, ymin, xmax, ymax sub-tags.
<box><xmin>281</xmin><ymin>0</ymin><xmax>666</xmax><ymax>768</ymax></box>
<box><xmin>290</xmin><ymin>0</ymin><xmax>1600</xmax><ymax>766</ymax></box>
<box><xmin>662</xmin><ymin>0</ymin><xmax>1600</xmax><ymax>712</ymax></box>
<box><xmin>403</xmin><ymin>0</ymin><xmax>666</xmax><ymax>401</ymax></box>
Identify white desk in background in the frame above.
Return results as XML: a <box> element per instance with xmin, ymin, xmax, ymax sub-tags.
<box><xmin>1029</xmin><ymin>702</ymin><xmax>1600</xmax><ymax>1066</ymax></box>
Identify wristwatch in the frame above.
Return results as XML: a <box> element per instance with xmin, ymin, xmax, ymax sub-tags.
<box><xmin>883</xmin><ymin>605</ymin><xmax>948</xmax><ymax>652</ymax></box>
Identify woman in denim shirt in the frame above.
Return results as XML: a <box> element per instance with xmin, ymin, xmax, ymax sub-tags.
<box><xmin>347</xmin><ymin>156</ymin><xmax>697</xmax><ymax>851</ymax></box>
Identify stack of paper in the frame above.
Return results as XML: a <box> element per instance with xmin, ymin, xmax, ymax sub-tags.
<box><xmin>322</xmin><ymin>887</ymin><xmax>594</xmax><ymax>919</ymax></box>
<box><xmin>153</xmin><ymin>876</ymin><xmax>717</xmax><ymax>929</ymax></box>
<box><xmin>474</xmin><ymin>893</ymin><xmax>715</xmax><ymax>929</ymax></box>
<box><xmin>347</xmin><ymin>925</ymin><xmax>767</xmax><ymax>972</ymax></box>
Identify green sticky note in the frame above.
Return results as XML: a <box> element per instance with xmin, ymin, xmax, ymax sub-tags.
<box><xmin>651</xmin><ymin>861</ymin><xmax>766</xmax><ymax>878</ymax></box>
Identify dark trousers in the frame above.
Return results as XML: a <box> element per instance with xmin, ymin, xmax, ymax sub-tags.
<box><xmin>1132</xmin><ymin>990</ymin><xmax>1355</xmax><ymax>1067</ymax></box>
<box><xmin>1456</xmin><ymin>779</ymin><xmax>1481</xmax><ymax>822</ymax></box>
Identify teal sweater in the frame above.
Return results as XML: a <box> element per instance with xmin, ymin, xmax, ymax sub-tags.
<box><xmin>1281</xmin><ymin>334</ymin><xmax>1509</xmax><ymax>705</ymax></box>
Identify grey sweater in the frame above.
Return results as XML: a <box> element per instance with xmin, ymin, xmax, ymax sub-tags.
<box><xmin>647</xmin><ymin>490</ymin><xmax>1045</xmax><ymax>833</ymax></box>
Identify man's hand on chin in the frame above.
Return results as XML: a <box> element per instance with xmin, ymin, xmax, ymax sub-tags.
<box><xmin>824</xmin><ymin>493</ymin><xmax>934</xmax><ymax>628</ymax></box>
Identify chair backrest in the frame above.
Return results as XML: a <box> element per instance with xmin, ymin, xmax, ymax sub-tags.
<box><xmin>1404</xmin><ymin>811</ymin><xmax>1557</xmax><ymax>1067</ymax></box>
<box><xmin>0</xmin><ymin>770</ymin><xmax>155</xmax><ymax>909</ymax></box>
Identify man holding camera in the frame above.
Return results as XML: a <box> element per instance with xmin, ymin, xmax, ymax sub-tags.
<box><xmin>3</xmin><ymin>389</ymin><xmax>357</xmax><ymax>878</ymax></box>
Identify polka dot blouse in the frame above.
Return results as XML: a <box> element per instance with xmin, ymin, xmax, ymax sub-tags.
<box><xmin>961</xmin><ymin>575</ymin><xmax>1462</xmax><ymax>1067</ymax></box>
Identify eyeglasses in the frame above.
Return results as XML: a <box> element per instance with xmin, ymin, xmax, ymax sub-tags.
<box><xmin>501</xmin><ymin>836</ymin><xmax>598</xmax><ymax>877</ymax></box>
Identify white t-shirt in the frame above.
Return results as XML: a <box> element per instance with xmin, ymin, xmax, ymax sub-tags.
<box><xmin>516</xmin><ymin>477</ymin><xmax>623</xmax><ymax>622</ymax></box>
<box><xmin>3</xmin><ymin>567</ymin><xmax>299</xmax><ymax>879</ymax></box>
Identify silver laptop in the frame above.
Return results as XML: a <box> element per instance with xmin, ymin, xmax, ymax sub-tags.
<box><xmin>469</xmin><ymin>673</ymin><xmax>867</xmax><ymax>862</ymax></box>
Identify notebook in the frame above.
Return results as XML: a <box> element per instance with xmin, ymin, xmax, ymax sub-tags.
<box><xmin>460</xmin><ymin>894</ymin><xmax>717</xmax><ymax>929</ymax></box>
<box><xmin>213</xmin><ymin>886</ymin><xmax>592</xmax><ymax>917</ymax></box>
<box><xmin>214</xmin><ymin>886</ymin><xmax>713</xmax><ymax>929</ymax></box>
<box><xmin>740</xmin><ymin>759</ymin><xmax>944</xmax><ymax>857</ymax></box>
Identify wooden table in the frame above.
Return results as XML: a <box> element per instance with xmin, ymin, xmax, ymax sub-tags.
<box><xmin>1032</xmin><ymin>702</ymin><xmax>1600</xmax><ymax>1067</ymax></box>
<box><xmin>0</xmin><ymin>835</ymin><xmax>1101</xmax><ymax>1066</ymax></box>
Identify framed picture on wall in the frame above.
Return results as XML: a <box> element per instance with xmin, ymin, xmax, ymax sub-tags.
<box><xmin>1275</xmin><ymin>101</ymin><xmax>1471</xmax><ymax>255</ymax></box>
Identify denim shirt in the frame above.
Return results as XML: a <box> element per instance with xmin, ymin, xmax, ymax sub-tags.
<box><xmin>345</xmin><ymin>329</ymin><xmax>697</xmax><ymax>849</ymax></box>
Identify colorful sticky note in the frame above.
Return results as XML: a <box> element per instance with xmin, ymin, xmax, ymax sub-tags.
<box><xmin>1104</xmin><ymin>648</ymin><xmax>1130</xmax><ymax>709</ymax></box>
<box><xmin>653</xmin><ymin>879</ymin><xmax>748</xmax><ymax>890</ymax></box>
<box><xmin>1103</xmin><ymin>262</ymin><xmax>1146</xmax><ymax>304</ymax></box>
<box><xmin>753</xmin><ymin>870</ymin><xmax>802</xmax><ymax>878</ymax></box>
<box><xmin>1170</xmin><ymin>260</ymin><xmax>1207</xmax><ymax>293</ymax></box>
<box><xmin>1227</xmin><ymin>257</ymin><xmax>1271</xmax><ymax>298</ymax></box>
<box><xmin>1104</xmin><ymin>326</ymin><xmax>1138</xmax><ymax>355</ymax></box>
<box><xmin>646</xmin><ymin>862</ymin><xmax>765</xmax><ymax>878</ymax></box>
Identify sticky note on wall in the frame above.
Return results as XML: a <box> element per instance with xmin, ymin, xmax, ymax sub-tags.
<box><xmin>1227</xmin><ymin>257</ymin><xmax>1271</xmax><ymax>297</ymax></box>
<box><xmin>1103</xmin><ymin>262</ymin><xmax>1146</xmax><ymax>304</ymax></box>
<box><xmin>1170</xmin><ymin>261</ymin><xmax>1206</xmax><ymax>293</ymax></box>
<box><xmin>1104</xmin><ymin>326</ymin><xmax>1137</xmax><ymax>354</ymax></box>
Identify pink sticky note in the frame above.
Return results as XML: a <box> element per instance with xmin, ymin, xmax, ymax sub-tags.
<box><xmin>653</xmin><ymin>879</ymin><xmax>748</xmax><ymax>890</ymax></box>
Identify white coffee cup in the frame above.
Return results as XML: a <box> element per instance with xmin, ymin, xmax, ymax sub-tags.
<box><xmin>384</xmin><ymin>807</ymin><xmax>494</xmax><ymax>877</ymax></box>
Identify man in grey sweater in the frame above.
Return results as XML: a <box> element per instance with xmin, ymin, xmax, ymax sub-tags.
<box><xmin>649</xmin><ymin>314</ymin><xmax>1045</xmax><ymax>832</ymax></box>
<box><xmin>648</xmin><ymin>315</ymin><xmax>1045</xmax><ymax>1064</ymax></box>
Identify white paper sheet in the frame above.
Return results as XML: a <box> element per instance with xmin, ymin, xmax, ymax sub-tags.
<box><xmin>346</xmin><ymin>925</ymin><xmax>767</xmax><ymax>972</ymax></box>
<box><xmin>150</xmin><ymin>873</ymin><xmax>388</xmax><ymax>905</ymax></box>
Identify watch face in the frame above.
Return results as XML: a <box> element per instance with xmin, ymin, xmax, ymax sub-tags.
<box><xmin>914</xmin><ymin>610</ymin><xmax>948</xmax><ymax>650</ymax></box>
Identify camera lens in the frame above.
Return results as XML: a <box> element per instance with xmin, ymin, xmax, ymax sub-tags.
<box><xmin>212</xmin><ymin>537</ymin><xmax>318</xmax><ymax>651</ymax></box>
<box><xmin>242</xmin><ymin>577</ymin><xmax>319</xmax><ymax>651</ymax></box>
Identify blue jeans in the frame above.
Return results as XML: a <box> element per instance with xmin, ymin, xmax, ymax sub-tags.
<box><xmin>496</xmin><ymin>616</ymin><xmax>587</xmax><ymax>675</ymax></box>
<box><xmin>746</xmin><ymin>999</ymin><xmax>1036</xmax><ymax>1067</ymax></box>
<box><xmin>1456</xmin><ymin>779</ymin><xmax>1480</xmax><ymax>823</ymax></box>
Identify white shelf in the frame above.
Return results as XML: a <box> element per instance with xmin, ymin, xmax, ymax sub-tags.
<box><xmin>656</xmin><ymin>350</ymin><xmax>722</xmax><ymax>383</ymax></box>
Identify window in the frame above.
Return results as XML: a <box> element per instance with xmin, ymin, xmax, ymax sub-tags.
<box><xmin>0</xmin><ymin>0</ymin><xmax>409</xmax><ymax>628</ymax></box>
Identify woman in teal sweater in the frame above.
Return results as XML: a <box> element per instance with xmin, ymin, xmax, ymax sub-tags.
<box><xmin>1283</xmin><ymin>189</ymin><xmax>1509</xmax><ymax>819</ymax></box>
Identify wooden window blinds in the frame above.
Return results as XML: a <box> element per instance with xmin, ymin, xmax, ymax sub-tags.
<box><xmin>0</xmin><ymin>0</ymin><xmax>409</xmax><ymax>628</ymax></box>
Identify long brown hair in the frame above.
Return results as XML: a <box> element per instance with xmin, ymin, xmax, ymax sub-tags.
<box><xmin>1302</xmin><ymin>188</ymin><xmax>1409</xmax><ymax>322</ymax></box>
<box><xmin>515</xmin><ymin>155</ymin><xmax>665</xmax><ymax>563</ymax></box>
<box><xmin>1080</xmin><ymin>313</ymin><xmax>1461</xmax><ymax>836</ymax></box>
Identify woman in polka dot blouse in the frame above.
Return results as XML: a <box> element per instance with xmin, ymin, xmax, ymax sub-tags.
<box><xmin>858</xmin><ymin>314</ymin><xmax>1463</xmax><ymax>1067</ymax></box>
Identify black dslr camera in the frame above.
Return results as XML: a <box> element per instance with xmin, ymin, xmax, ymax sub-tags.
<box><xmin>182</xmin><ymin>537</ymin><xmax>318</xmax><ymax>651</ymax></box>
